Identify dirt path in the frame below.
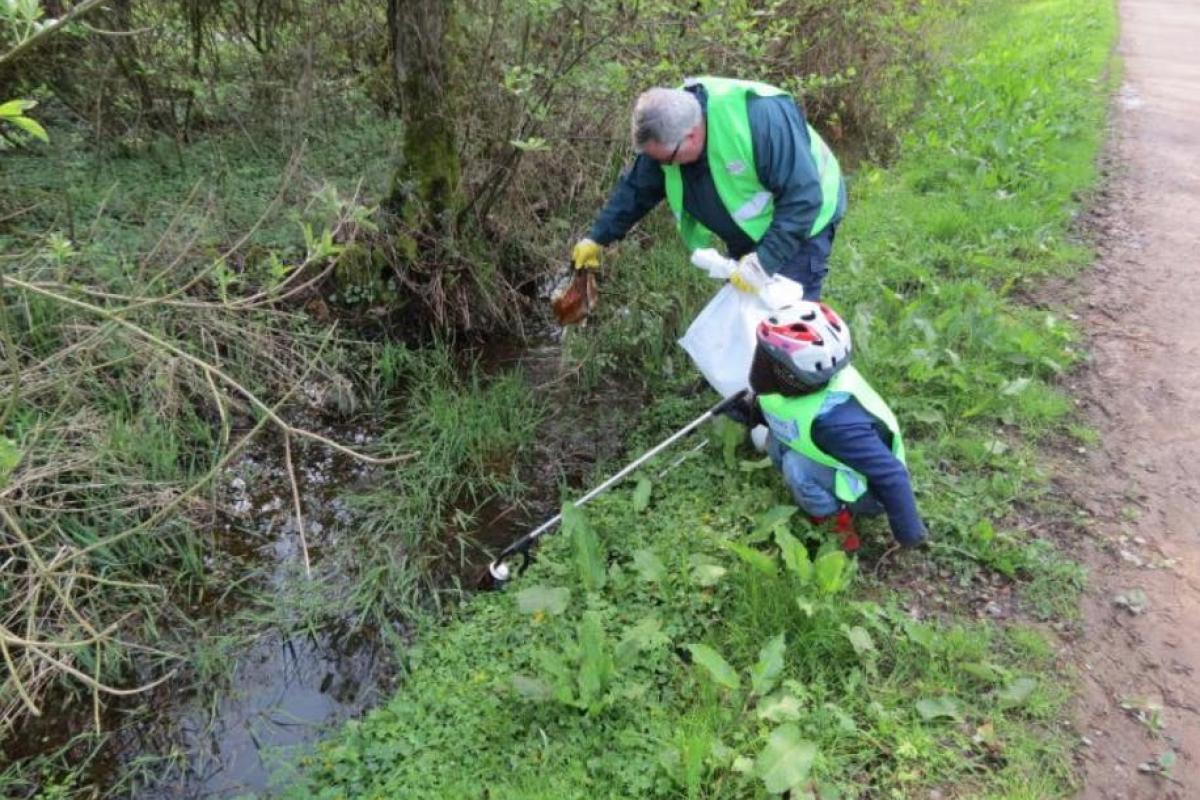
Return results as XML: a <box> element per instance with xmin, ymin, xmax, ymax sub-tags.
<box><xmin>1068</xmin><ymin>0</ymin><xmax>1200</xmax><ymax>797</ymax></box>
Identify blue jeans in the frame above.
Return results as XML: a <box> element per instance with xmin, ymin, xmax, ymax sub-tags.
<box><xmin>775</xmin><ymin>224</ymin><xmax>837</xmax><ymax>301</ymax></box>
<box><xmin>767</xmin><ymin>435</ymin><xmax>883</xmax><ymax>518</ymax></box>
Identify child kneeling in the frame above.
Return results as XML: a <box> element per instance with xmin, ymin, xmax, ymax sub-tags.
<box><xmin>740</xmin><ymin>301</ymin><xmax>927</xmax><ymax>551</ymax></box>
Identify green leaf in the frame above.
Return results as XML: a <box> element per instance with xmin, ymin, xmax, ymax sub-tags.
<box><xmin>902</xmin><ymin>618</ymin><xmax>935</xmax><ymax>651</ymax></box>
<box><xmin>631</xmin><ymin>548</ymin><xmax>665</xmax><ymax>583</ymax></box>
<box><xmin>535</xmin><ymin>648</ymin><xmax>577</xmax><ymax>705</ymax></box>
<box><xmin>691</xmin><ymin>563</ymin><xmax>727</xmax><ymax>587</ymax></box>
<box><xmin>1000</xmin><ymin>377</ymin><xmax>1031</xmax><ymax>396</ymax></box>
<box><xmin>511</xmin><ymin>674</ymin><xmax>553</xmax><ymax>701</ymax></box>
<box><xmin>825</xmin><ymin>702</ymin><xmax>858</xmax><ymax>732</ymax></box>
<box><xmin>615</xmin><ymin>617</ymin><xmax>667</xmax><ymax>667</ymax></box>
<box><xmin>577</xmin><ymin>612</ymin><xmax>614</xmax><ymax>713</ymax></box>
<box><xmin>775</xmin><ymin>528</ymin><xmax>812</xmax><ymax>583</ymax></box>
<box><xmin>909</xmin><ymin>408</ymin><xmax>945</xmax><ymax>426</ymax></box>
<box><xmin>632</xmin><ymin>476</ymin><xmax>652</xmax><ymax>513</ymax></box>
<box><xmin>757</xmin><ymin>693</ymin><xmax>803</xmax><ymax>722</ymax></box>
<box><xmin>515</xmin><ymin>585</ymin><xmax>570</xmax><ymax>616</ymax></box>
<box><xmin>755</xmin><ymin>724</ymin><xmax>817</xmax><ymax>793</ymax></box>
<box><xmin>563</xmin><ymin>503</ymin><xmax>605</xmax><ymax>591</ymax></box>
<box><xmin>795</xmin><ymin>597</ymin><xmax>816</xmax><ymax>617</ymax></box>
<box><xmin>916</xmin><ymin>695</ymin><xmax>962</xmax><ymax>722</ymax></box>
<box><xmin>687</xmin><ymin>643</ymin><xmax>740</xmax><ymax>690</ymax></box>
<box><xmin>814</xmin><ymin>550</ymin><xmax>850</xmax><ymax>594</ymax></box>
<box><xmin>842</xmin><ymin>625</ymin><xmax>875</xmax><ymax>659</ymax></box>
<box><xmin>750</xmin><ymin>633</ymin><xmax>786</xmax><ymax>696</ymax></box>
<box><xmin>960</xmin><ymin>661</ymin><xmax>1008</xmax><ymax>683</ymax></box>
<box><xmin>714</xmin><ymin>417</ymin><xmax>743</xmax><ymax>468</ymax></box>
<box><xmin>725</xmin><ymin>540</ymin><xmax>778</xmax><ymax>576</ymax></box>
<box><xmin>0</xmin><ymin>99</ymin><xmax>35</xmax><ymax>117</ymax></box>
<box><xmin>6</xmin><ymin>113</ymin><xmax>48</xmax><ymax>143</ymax></box>
<box><xmin>996</xmin><ymin>677</ymin><xmax>1037</xmax><ymax>707</ymax></box>
<box><xmin>510</xmin><ymin>136</ymin><xmax>548</xmax><ymax>151</ymax></box>
<box><xmin>738</xmin><ymin>456</ymin><xmax>773</xmax><ymax>471</ymax></box>
<box><xmin>753</xmin><ymin>505</ymin><xmax>797</xmax><ymax>540</ymax></box>
<box><xmin>0</xmin><ymin>436</ymin><xmax>21</xmax><ymax>488</ymax></box>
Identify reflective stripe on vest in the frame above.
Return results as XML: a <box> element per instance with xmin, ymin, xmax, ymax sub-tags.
<box><xmin>662</xmin><ymin>76</ymin><xmax>843</xmax><ymax>252</ymax></box>
<box><xmin>758</xmin><ymin>366</ymin><xmax>906</xmax><ymax>504</ymax></box>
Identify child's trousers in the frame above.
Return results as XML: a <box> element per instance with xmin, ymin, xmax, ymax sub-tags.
<box><xmin>767</xmin><ymin>435</ymin><xmax>884</xmax><ymax>517</ymax></box>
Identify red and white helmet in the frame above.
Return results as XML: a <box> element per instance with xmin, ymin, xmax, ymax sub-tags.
<box><xmin>755</xmin><ymin>301</ymin><xmax>852</xmax><ymax>388</ymax></box>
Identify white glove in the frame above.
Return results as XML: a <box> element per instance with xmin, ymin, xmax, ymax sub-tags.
<box><xmin>690</xmin><ymin>248</ymin><xmax>736</xmax><ymax>280</ymax></box>
<box><xmin>760</xmin><ymin>275</ymin><xmax>805</xmax><ymax>310</ymax></box>
<box><xmin>730</xmin><ymin>252</ymin><xmax>769</xmax><ymax>294</ymax></box>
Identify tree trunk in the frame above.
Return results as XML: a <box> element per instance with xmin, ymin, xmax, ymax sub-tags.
<box><xmin>386</xmin><ymin>0</ymin><xmax>460</xmax><ymax>226</ymax></box>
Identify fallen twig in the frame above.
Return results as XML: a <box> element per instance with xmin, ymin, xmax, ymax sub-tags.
<box><xmin>283</xmin><ymin>432</ymin><xmax>313</xmax><ymax>579</ymax></box>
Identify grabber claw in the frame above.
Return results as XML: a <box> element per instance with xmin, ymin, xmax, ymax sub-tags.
<box><xmin>487</xmin><ymin>547</ymin><xmax>533</xmax><ymax>586</ymax></box>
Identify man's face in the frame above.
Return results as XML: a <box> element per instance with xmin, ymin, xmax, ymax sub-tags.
<box><xmin>642</xmin><ymin>124</ymin><xmax>704</xmax><ymax>165</ymax></box>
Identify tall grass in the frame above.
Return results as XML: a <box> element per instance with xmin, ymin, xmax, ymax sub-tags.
<box><xmin>327</xmin><ymin>339</ymin><xmax>544</xmax><ymax>628</ymax></box>
<box><xmin>0</xmin><ymin>148</ymin><xmax>541</xmax><ymax>771</ymax></box>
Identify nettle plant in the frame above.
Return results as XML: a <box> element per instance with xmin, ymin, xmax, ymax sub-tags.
<box><xmin>508</xmin><ymin>502</ymin><xmax>857</xmax><ymax>796</ymax></box>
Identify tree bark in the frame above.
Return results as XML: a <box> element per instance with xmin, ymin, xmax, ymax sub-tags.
<box><xmin>386</xmin><ymin>0</ymin><xmax>460</xmax><ymax>225</ymax></box>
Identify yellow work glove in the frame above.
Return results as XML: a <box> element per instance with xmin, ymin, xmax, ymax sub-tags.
<box><xmin>730</xmin><ymin>252</ymin><xmax>768</xmax><ymax>294</ymax></box>
<box><xmin>571</xmin><ymin>238</ymin><xmax>602</xmax><ymax>270</ymax></box>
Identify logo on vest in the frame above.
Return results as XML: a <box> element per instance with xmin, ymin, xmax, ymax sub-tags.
<box><xmin>725</xmin><ymin>160</ymin><xmax>747</xmax><ymax>176</ymax></box>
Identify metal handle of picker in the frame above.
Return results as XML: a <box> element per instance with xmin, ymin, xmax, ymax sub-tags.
<box><xmin>488</xmin><ymin>389</ymin><xmax>749</xmax><ymax>583</ymax></box>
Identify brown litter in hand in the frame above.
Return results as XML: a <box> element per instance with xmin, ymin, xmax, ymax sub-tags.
<box><xmin>551</xmin><ymin>269</ymin><xmax>598</xmax><ymax>326</ymax></box>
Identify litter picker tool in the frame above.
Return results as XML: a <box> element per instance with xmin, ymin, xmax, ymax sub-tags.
<box><xmin>488</xmin><ymin>390</ymin><xmax>748</xmax><ymax>584</ymax></box>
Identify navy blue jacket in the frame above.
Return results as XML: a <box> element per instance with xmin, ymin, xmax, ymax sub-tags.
<box><xmin>810</xmin><ymin>397</ymin><xmax>925</xmax><ymax>546</ymax></box>
<box><xmin>589</xmin><ymin>86</ymin><xmax>847</xmax><ymax>272</ymax></box>
<box><xmin>749</xmin><ymin>394</ymin><xmax>926</xmax><ymax>546</ymax></box>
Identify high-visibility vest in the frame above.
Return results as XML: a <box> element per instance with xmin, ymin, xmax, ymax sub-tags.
<box><xmin>662</xmin><ymin>76</ymin><xmax>842</xmax><ymax>251</ymax></box>
<box><xmin>757</xmin><ymin>366</ymin><xmax>906</xmax><ymax>504</ymax></box>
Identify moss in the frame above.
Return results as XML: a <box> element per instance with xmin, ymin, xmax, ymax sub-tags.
<box><xmin>387</xmin><ymin>76</ymin><xmax>460</xmax><ymax>224</ymax></box>
<box><xmin>333</xmin><ymin>242</ymin><xmax>381</xmax><ymax>302</ymax></box>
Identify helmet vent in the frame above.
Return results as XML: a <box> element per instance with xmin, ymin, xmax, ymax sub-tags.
<box><xmin>820</xmin><ymin>304</ymin><xmax>844</xmax><ymax>330</ymax></box>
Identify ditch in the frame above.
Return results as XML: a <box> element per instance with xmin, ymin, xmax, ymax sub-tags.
<box><xmin>1</xmin><ymin>325</ymin><xmax>644</xmax><ymax>798</ymax></box>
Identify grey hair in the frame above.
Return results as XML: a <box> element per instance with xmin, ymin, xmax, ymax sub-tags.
<box><xmin>630</xmin><ymin>88</ymin><xmax>702</xmax><ymax>152</ymax></box>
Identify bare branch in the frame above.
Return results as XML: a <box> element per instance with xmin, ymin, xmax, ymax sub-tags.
<box><xmin>0</xmin><ymin>0</ymin><xmax>111</xmax><ymax>69</ymax></box>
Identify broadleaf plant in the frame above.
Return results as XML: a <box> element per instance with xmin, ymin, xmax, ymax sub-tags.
<box><xmin>749</xmin><ymin>633</ymin><xmax>786</xmax><ymax>696</ymax></box>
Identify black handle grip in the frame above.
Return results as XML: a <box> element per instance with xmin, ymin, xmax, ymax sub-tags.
<box><xmin>713</xmin><ymin>388</ymin><xmax>751</xmax><ymax>417</ymax></box>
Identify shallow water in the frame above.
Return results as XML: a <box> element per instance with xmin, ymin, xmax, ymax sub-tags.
<box><xmin>5</xmin><ymin>329</ymin><xmax>643</xmax><ymax>798</ymax></box>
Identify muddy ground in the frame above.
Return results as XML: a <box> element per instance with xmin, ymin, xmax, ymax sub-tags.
<box><xmin>1064</xmin><ymin>0</ymin><xmax>1200</xmax><ymax>796</ymax></box>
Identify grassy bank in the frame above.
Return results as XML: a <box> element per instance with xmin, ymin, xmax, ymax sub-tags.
<box><xmin>285</xmin><ymin>0</ymin><xmax>1117</xmax><ymax>796</ymax></box>
<box><xmin>0</xmin><ymin>119</ymin><xmax>544</xmax><ymax>793</ymax></box>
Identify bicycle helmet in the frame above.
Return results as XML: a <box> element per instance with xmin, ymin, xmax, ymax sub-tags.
<box><xmin>754</xmin><ymin>301</ymin><xmax>852</xmax><ymax>390</ymax></box>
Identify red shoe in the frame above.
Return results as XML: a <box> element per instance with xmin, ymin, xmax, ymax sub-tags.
<box><xmin>807</xmin><ymin>509</ymin><xmax>860</xmax><ymax>552</ymax></box>
<box><xmin>833</xmin><ymin>509</ymin><xmax>860</xmax><ymax>552</ymax></box>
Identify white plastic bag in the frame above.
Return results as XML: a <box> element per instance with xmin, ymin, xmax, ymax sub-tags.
<box><xmin>678</xmin><ymin>273</ymin><xmax>805</xmax><ymax>398</ymax></box>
